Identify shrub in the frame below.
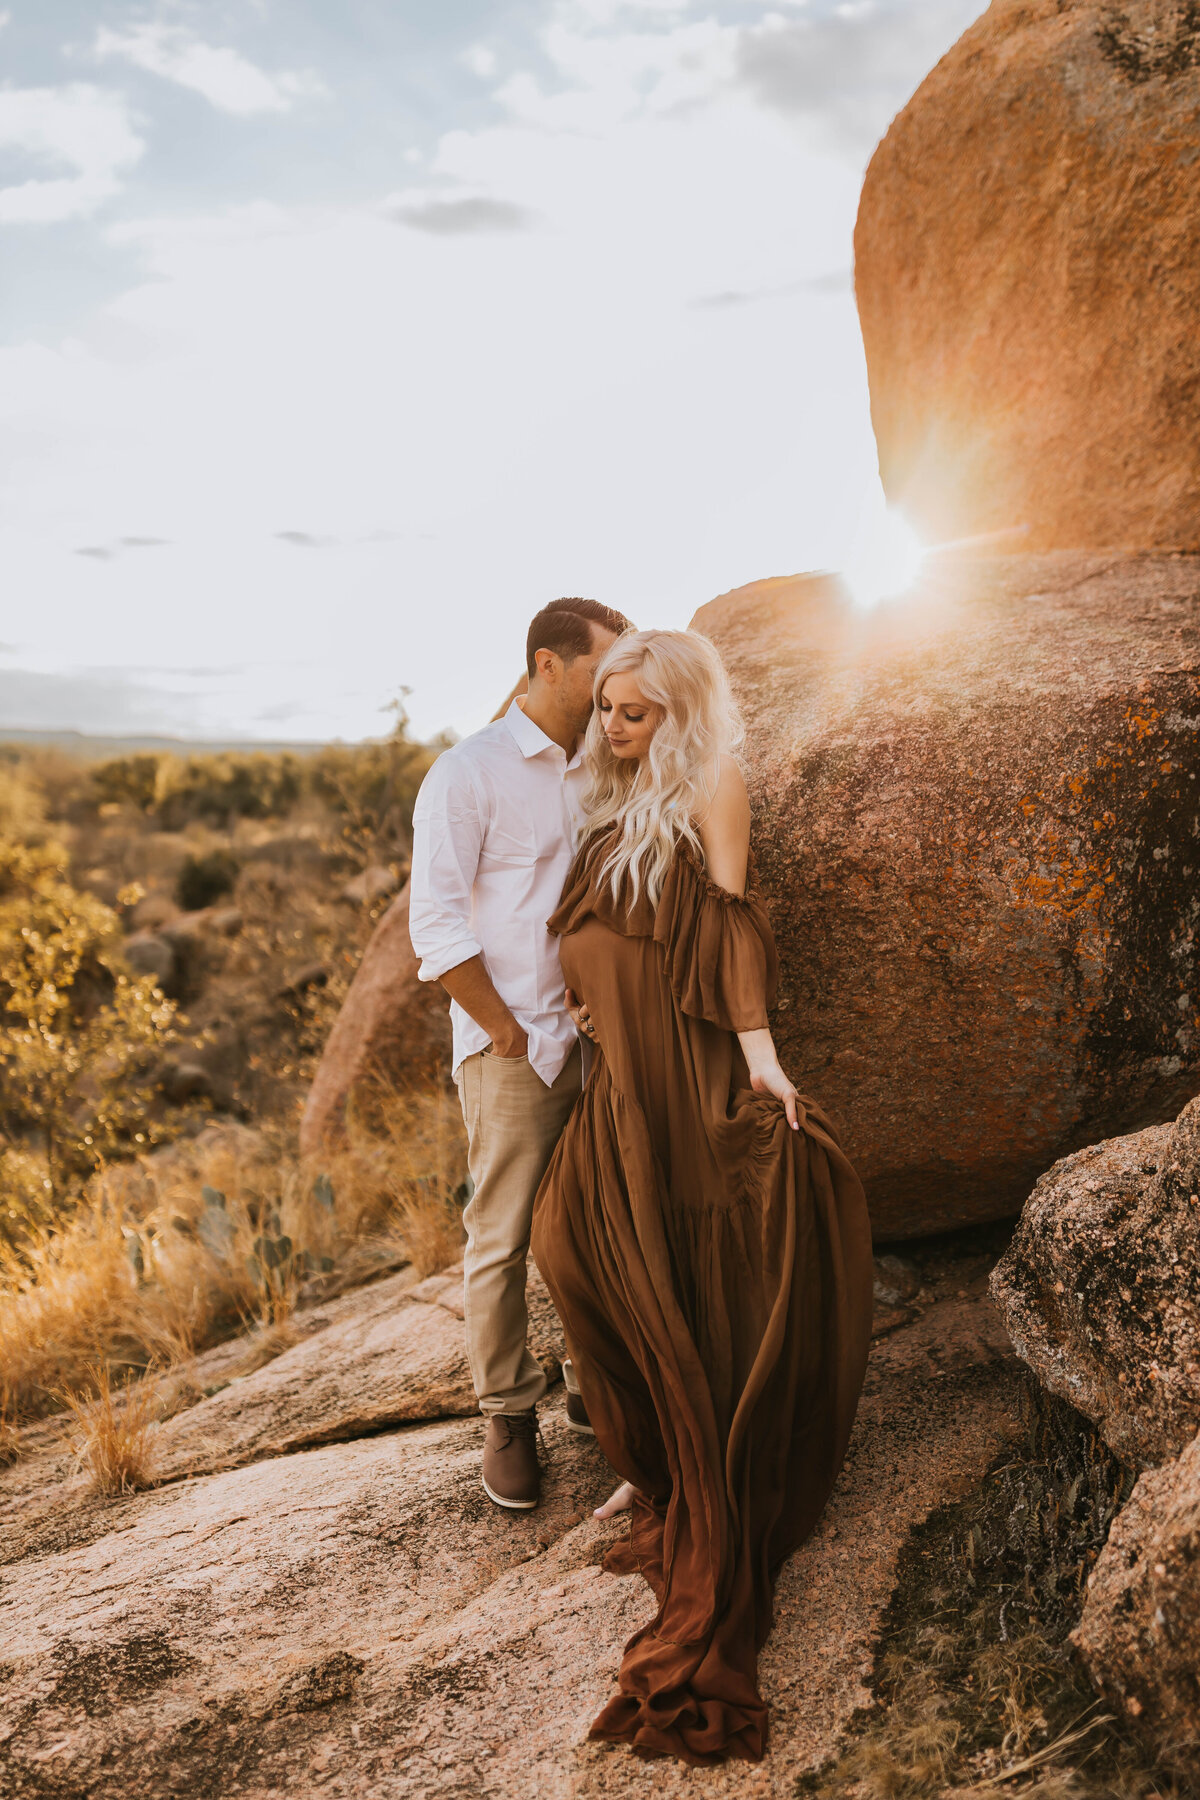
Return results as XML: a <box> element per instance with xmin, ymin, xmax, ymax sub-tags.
<box><xmin>0</xmin><ymin>760</ymin><xmax>46</xmax><ymax>839</ymax></box>
<box><xmin>308</xmin><ymin>706</ymin><xmax>441</xmax><ymax>864</ymax></box>
<box><xmin>89</xmin><ymin>753</ymin><xmax>168</xmax><ymax>816</ymax></box>
<box><xmin>0</xmin><ymin>839</ymin><xmax>176</xmax><ymax>1227</ymax></box>
<box><xmin>176</xmin><ymin>848</ymin><xmax>240</xmax><ymax>911</ymax></box>
<box><xmin>156</xmin><ymin>752</ymin><xmax>304</xmax><ymax>830</ymax></box>
<box><xmin>83</xmin><ymin>720</ymin><xmax>441</xmax><ymax>852</ymax></box>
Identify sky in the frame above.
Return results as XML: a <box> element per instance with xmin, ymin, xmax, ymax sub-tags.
<box><xmin>0</xmin><ymin>0</ymin><xmax>986</xmax><ymax>745</ymax></box>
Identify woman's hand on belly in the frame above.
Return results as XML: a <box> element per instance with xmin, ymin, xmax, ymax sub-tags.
<box><xmin>566</xmin><ymin>986</ymin><xmax>600</xmax><ymax>1049</ymax></box>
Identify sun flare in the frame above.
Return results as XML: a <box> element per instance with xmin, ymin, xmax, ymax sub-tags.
<box><xmin>841</xmin><ymin>505</ymin><xmax>926</xmax><ymax>610</ymax></box>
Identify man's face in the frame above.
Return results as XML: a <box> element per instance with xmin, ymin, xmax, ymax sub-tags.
<box><xmin>559</xmin><ymin>625</ymin><xmax>619</xmax><ymax>735</ymax></box>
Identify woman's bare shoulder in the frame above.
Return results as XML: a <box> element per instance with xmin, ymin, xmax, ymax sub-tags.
<box><xmin>703</xmin><ymin>755</ymin><xmax>750</xmax><ymax>824</ymax></box>
<box><xmin>697</xmin><ymin>756</ymin><xmax>750</xmax><ymax>893</ymax></box>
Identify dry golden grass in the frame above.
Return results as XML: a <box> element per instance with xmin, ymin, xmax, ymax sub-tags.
<box><xmin>835</xmin><ymin>1667</ymin><xmax>960</xmax><ymax>1797</ymax></box>
<box><xmin>332</xmin><ymin>1064</ymin><xmax>469</xmax><ymax>1279</ymax></box>
<box><xmin>61</xmin><ymin>1362</ymin><xmax>159</xmax><ymax>1495</ymax></box>
<box><xmin>0</xmin><ymin>1385</ymin><xmax>18</xmax><ymax>1466</ymax></box>
<box><xmin>0</xmin><ymin>1076</ymin><xmax>467</xmax><ymax>1423</ymax></box>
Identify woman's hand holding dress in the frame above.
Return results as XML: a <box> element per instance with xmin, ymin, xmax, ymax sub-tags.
<box><xmin>700</xmin><ymin>759</ymin><xmax>801</xmax><ymax>1129</ymax></box>
<box><xmin>738</xmin><ymin>1029</ymin><xmax>802</xmax><ymax>1130</ymax></box>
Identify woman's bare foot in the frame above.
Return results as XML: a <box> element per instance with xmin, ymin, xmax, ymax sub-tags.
<box><xmin>594</xmin><ymin>1481</ymin><xmax>637</xmax><ymax>1519</ymax></box>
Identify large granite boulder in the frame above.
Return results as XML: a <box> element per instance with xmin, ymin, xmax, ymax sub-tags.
<box><xmin>1073</xmin><ymin>1429</ymin><xmax>1200</xmax><ymax>1775</ymax></box>
<box><xmin>300</xmin><ymin>882</ymin><xmax>451</xmax><ymax>1155</ymax></box>
<box><xmin>855</xmin><ymin>0</ymin><xmax>1200</xmax><ymax>553</ymax></box>
<box><xmin>990</xmin><ymin>1097</ymin><xmax>1200</xmax><ymax>1468</ymax></box>
<box><xmin>692</xmin><ymin>552</ymin><xmax>1200</xmax><ymax>1238</ymax></box>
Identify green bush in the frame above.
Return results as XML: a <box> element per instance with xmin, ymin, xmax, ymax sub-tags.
<box><xmin>0</xmin><ymin>838</ymin><xmax>176</xmax><ymax>1232</ymax></box>
<box><xmin>157</xmin><ymin>752</ymin><xmax>304</xmax><ymax>830</ymax></box>
<box><xmin>309</xmin><ymin>712</ymin><xmax>442</xmax><ymax>862</ymax></box>
<box><xmin>89</xmin><ymin>754</ymin><xmax>166</xmax><ymax>815</ymax></box>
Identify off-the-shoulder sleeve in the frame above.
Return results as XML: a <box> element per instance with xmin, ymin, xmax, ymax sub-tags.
<box><xmin>548</xmin><ymin>833</ymin><xmax>657</xmax><ymax>939</ymax></box>
<box><xmin>653</xmin><ymin>849</ymin><xmax>778</xmax><ymax>1031</ymax></box>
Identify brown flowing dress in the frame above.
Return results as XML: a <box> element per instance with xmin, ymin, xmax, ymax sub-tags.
<box><xmin>530</xmin><ymin>831</ymin><xmax>874</xmax><ymax>1766</ymax></box>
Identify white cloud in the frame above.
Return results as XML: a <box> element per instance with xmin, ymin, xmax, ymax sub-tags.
<box><xmin>734</xmin><ymin>1</ymin><xmax>986</xmax><ymax>154</ymax></box>
<box><xmin>493</xmin><ymin>16</ymin><xmax>737</xmax><ymax>133</ymax></box>
<box><xmin>94</xmin><ymin>23</ymin><xmax>327</xmax><ymax>116</ymax></box>
<box><xmin>489</xmin><ymin>1</ymin><xmax>984</xmax><ymax>157</ymax></box>
<box><xmin>463</xmin><ymin>44</ymin><xmax>497</xmax><ymax>79</ymax></box>
<box><xmin>570</xmin><ymin>0</ymin><xmax>693</xmax><ymax>21</ymax></box>
<box><xmin>386</xmin><ymin>195</ymin><xmax>538</xmax><ymax>234</ymax></box>
<box><xmin>0</xmin><ymin>83</ymin><xmax>144</xmax><ymax>223</ymax></box>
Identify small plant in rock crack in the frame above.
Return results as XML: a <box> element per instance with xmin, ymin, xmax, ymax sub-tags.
<box><xmin>61</xmin><ymin>1362</ymin><xmax>160</xmax><ymax>1495</ymax></box>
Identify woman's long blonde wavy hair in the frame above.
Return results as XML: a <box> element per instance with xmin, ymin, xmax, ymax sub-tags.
<box><xmin>581</xmin><ymin>628</ymin><xmax>744</xmax><ymax>907</ymax></box>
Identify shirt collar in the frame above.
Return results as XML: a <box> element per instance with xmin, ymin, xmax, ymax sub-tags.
<box><xmin>504</xmin><ymin>697</ymin><xmax>584</xmax><ymax>770</ymax></box>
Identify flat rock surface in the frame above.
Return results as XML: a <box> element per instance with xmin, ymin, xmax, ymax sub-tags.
<box><xmin>148</xmin><ymin>1261</ymin><xmax>564</xmax><ymax>1483</ymax></box>
<box><xmin>0</xmin><ymin>1247</ymin><xmax>1023</xmax><ymax>1798</ymax></box>
<box><xmin>0</xmin><ymin>1264</ymin><xmax>562</xmax><ymax>1549</ymax></box>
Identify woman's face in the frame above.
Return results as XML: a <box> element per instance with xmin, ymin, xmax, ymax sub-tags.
<box><xmin>599</xmin><ymin>672</ymin><xmax>659</xmax><ymax>761</ymax></box>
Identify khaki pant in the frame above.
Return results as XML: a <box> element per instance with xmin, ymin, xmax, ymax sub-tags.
<box><xmin>454</xmin><ymin>1042</ymin><xmax>582</xmax><ymax>1415</ymax></box>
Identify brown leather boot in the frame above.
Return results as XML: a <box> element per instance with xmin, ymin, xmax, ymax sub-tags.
<box><xmin>482</xmin><ymin>1410</ymin><xmax>540</xmax><ymax>1510</ymax></box>
<box><xmin>564</xmin><ymin>1389</ymin><xmax>594</xmax><ymax>1436</ymax></box>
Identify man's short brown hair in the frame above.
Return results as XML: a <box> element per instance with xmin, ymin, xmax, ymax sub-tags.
<box><xmin>525</xmin><ymin>597</ymin><xmax>633</xmax><ymax>680</ymax></box>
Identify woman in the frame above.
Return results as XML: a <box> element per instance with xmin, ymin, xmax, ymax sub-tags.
<box><xmin>531</xmin><ymin>628</ymin><xmax>873</xmax><ymax>1766</ymax></box>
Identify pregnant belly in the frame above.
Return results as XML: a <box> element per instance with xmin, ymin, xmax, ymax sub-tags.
<box><xmin>559</xmin><ymin>917</ymin><xmax>644</xmax><ymax>1012</ymax></box>
<box><xmin>559</xmin><ymin>920</ymin><xmax>667</xmax><ymax>1086</ymax></box>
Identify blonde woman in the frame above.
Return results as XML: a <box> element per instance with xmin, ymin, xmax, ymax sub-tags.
<box><xmin>531</xmin><ymin>628</ymin><xmax>873</xmax><ymax>1767</ymax></box>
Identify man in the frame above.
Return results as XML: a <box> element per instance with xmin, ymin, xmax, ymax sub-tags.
<box><xmin>408</xmin><ymin>597</ymin><xmax>631</xmax><ymax>1510</ymax></box>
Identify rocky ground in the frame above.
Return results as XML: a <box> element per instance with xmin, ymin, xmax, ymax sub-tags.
<box><xmin>0</xmin><ymin>1231</ymin><xmax>1023</xmax><ymax>1799</ymax></box>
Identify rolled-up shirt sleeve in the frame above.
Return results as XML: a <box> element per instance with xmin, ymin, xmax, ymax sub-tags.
<box><xmin>408</xmin><ymin>758</ymin><xmax>485</xmax><ymax>982</ymax></box>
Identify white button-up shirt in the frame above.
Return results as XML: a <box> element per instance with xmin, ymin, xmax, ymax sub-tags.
<box><xmin>408</xmin><ymin>698</ymin><xmax>587</xmax><ymax>1086</ymax></box>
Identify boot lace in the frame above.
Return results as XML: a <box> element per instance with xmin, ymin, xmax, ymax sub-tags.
<box><xmin>498</xmin><ymin>1410</ymin><xmax>543</xmax><ymax>1455</ymax></box>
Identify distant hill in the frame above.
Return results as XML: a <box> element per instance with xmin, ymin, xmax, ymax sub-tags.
<box><xmin>0</xmin><ymin>727</ymin><xmax>357</xmax><ymax>760</ymax></box>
